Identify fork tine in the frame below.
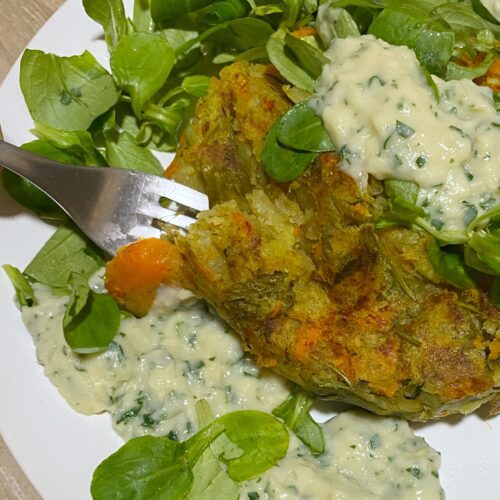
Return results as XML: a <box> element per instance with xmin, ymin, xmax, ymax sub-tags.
<box><xmin>147</xmin><ymin>175</ymin><xmax>209</xmax><ymax>212</ymax></box>
<box><xmin>140</xmin><ymin>205</ymin><xmax>199</xmax><ymax>229</ymax></box>
<box><xmin>129</xmin><ymin>226</ymin><xmax>162</xmax><ymax>240</ymax></box>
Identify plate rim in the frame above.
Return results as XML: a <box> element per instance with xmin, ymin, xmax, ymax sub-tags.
<box><xmin>0</xmin><ymin>2</ymin><xmax>499</xmax><ymax>499</ymax></box>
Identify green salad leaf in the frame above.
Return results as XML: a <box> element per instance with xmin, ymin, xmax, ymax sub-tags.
<box><xmin>427</xmin><ymin>242</ymin><xmax>477</xmax><ymax>289</ymax></box>
<box><xmin>194</xmin><ymin>0</ymin><xmax>248</xmax><ymax>25</ymax></box>
<box><xmin>83</xmin><ymin>0</ymin><xmax>128</xmax><ymax>50</ymax></box>
<box><xmin>368</xmin><ymin>6</ymin><xmax>455</xmax><ymax>77</ymax></box>
<box><xmin>21</xmin><ymin>139</ymin><xmax>85</xmax><ymax>165</ymax></box>
<box><xmin>188</xmin><ymin>401</ymin><xmax>239</xmax><ymax>500</ymax></box>
<box><xmin>218</xmin><ymin>410</ymin><xmax>290</xmax><ymax>481</ymax></box>
<box><xmin>63</xmin><ymin>273</ymin><xmax>121</xmax><ymax>353</ymax></box>
<box><xmin>91</xmin><ymin>434</ymin><xmax>203</xmax><ymax>500</ymax></box>
<box><xmin>261</xmin><ymin>117</ymin><xmax>317</xmax><ymax>182</ymax></box>
<box><xmin>316</xmin><ymin>6</ymin><xmax>361</xmax><ymax>45</ymax></box>
<box><xmin>446</xmin><ymin>52</ymin><xmax>495</xmax><ymax>81</ymax></box>
<box><xmin>24</xmin><ymin>225</ymin><xmax>103</xmax><ymax>289</ymax></box>
<box><xmin>472</xmin><ymin>0</ymin><xmax>500</xmax><ymax>25</ymax></box>
<box><xmin>91</xmin><ymin>408</ymin><xmax>288</xmax><ymax>500</ymax></box>
<box><xmin>379</xmin><ymin>180</ymin><xmax>426</xmax><ymax>226</ymax></box>
<box><xmin>133</xmin><ymin>0</ymin><xmax>155</xmax><ymax>32</ymax></box>
<box><xmin>63</xmin><ymin>273</ymin><xmax>91</xmax><ymax>325</ymax></box>
<box><xmin>151</xmin><ymin>0</ymin><xmax>214</xmax><ymax>23</ymax></box>
<box><xmin>32</xmin><ymin>123</ymin><xmax>107</xmax><ymax>167</ymax></box>
<box><xmin>273</xmin><ymin>392</ymin><xmax>325</xmax><ymax>455</ymax></box>
<box><xmin>207</xmin><ymin>17</ymin><xmax>274</xmax><ymax>53</ymax></box>
<box><xmin>278</xmin><ymin>101</ymin><xmax>335</xmax><ymax>153</ymax></box>
<box><xmin>465</xmin><ymin>207</ymin><xmax>500</xmax><ymax>275</ymax></box>
<box><xmin>20</xmin><ymin>50</ymin><xmax>119</xmax><ymax>131</ymax></box>
<box><xmin>284</xmin><ymin>33</ymin><xmax>329</xmax><ymax>79</ymax></box>
<box><xmin>111</xmin><ymin>32</ymin><xmax>175</xmax><ymax>117</ymax></box>
<box><xmin>267</xmin><ymin>32</ymin><xmax>316</xmax><ymax>94</ymax></box>
<box><xmin>105</xmin><ymin>130</ymin><xmax>164</xmax><ymax>174</ymax></box>
<box><xmin>2</xmin><ymin>265</ymin><xmax>36</xmax><ymax>307</ymax></box>
<box><xmin>182</xmin><ymin>75</ymin><xmax>211</xmax><ymax>97</ymax></box>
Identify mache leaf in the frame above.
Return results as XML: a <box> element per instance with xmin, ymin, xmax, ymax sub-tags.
<box><xmin>133</xmin><ymin>0</ymin><xmax>155</xmax><ymax>32</ymax></box>
<box><xmin>91</xmin><ymin>436</ymin><xmax>196</xmax><ymax>500</ymax></box>
<box><xmin>267</xmin><ymin>32</ymin><xmax>316</xmax><ymax>94</ymax></box>
<box><xmin>219</xmin><ymin>411</ymin><xmax>289</xmax><ymax>481</ymax></box>
<box><xmin>368</xmin><ymin>6</ymin><xmax>454</xmax><ymax>77</ymax></box>
<box><xmin>2</xmin><ymin>265</ymin><xmax>36</xmax><ymax>307</ymax></box>
<box><xmin>111</xmin><ymin>32</ymin><xmax>175</xmax><ymax>117</ymax></box>
<box><xmin>278</xmin><ymin>101</ymin><xmax>335</xmax><ymax>153</ymax></box>
<box><xmin>105</xmin><ymin>131</ymin><xmax>164</xmax><ymax>175</ymax></box>
<box><xmin>83</xmin><ymin>0</ymin><xmax>128</xmax><ymax>50</ymax></box>
<box><xmin>189</xmin><ymin>401</ymin><xmax>239</xmax><ymax>500</ymax></box>
<box><xmin>20</xmin><ymin>50</ymin><xmax>119</xmax><ymax>131</ymax></box>
<box><xmin>64</xmin><ymin>282</ymin><xmax>121</xmax><ymax>354</ymax></box>
<box><xmin>24</xmin><ymin>225</ymin><xmax>103</xmax><ymax>289</ymax></box>
<box><xmin>151</xmin><ymin>0</ymin><xmax>213</xmax><ymax>23</ymax></box>
<box><xmin>284</xmin><ymin>33</ymin><xmax>329</xmax><ymax>79</ymax></box>
<box><xmin>261</xmin><ymin>117</ymin><xmax>317</xmax><ymax>182</ymax></box>
<box><xmin>427</xmin><ymin>241</ymin><xmax>477</xmax><ymax>289</ymax></box>
<box><xmin>32</xmin><ymin>123</ymin><xmax>107</xmax><ymax>167</ymax></box>
<box><xmin>272</xmin><ymin>393</ymin><xmax>325</xmax><ymax>455</ymax></box>
<box><xmin>182</xmin><ymin>75</ymin><xmax>211</xmax><ymax>97</ymax></box>
<box><xmin>193</xmin><ymin>0</ymin><xmax>248</xmax><ymax>25</ymax></box>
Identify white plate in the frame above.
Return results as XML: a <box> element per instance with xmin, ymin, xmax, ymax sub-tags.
<box><xmin>0</xmin><ymin>1</ymin><xmax>498</xmax><ymax>499</ymax></box>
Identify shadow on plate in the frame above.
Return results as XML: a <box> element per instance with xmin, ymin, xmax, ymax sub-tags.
<box><xmin>412</xmin><ymin>401</ymin><xmax>498</xmax><ymax>431</ymax></box>
<box><xmin>0</xmin><ymin>173</ymin><xmax>25</xmax><ymax>217</ymax></box>
<box><xmin>311</xmin><ymin>395</ymin><xmax>498</xmax><ymax>428</ymax></box>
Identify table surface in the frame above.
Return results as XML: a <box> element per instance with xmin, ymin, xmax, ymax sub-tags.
<box><xmin>1</xmin><ymin>2</ymin><xmax>65</xmax><ymax>498</ymax></box>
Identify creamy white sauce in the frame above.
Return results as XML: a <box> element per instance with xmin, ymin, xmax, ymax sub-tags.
<box><xmin>22</xmin><ymin>280</ymin><xmax>444</xmax><ymax>498</ymax></box>
<box><xmin>242</xmin><ymin>412</ymin><xmax>444</xmax><ymax>500</ymax></box>
<box><xmin>312</xmin><ymin>35</ymin><xmax>500</xmax><ymax>231</ymax></box>
<box><xmin>482</xmin><ymin>0</ymin><xmax>500</xmax><ymax>21</ymax></box>
<box><xmin>23</xmin><ymin>281</ymin><xmax>289</xmax><ymax>440</ymax></box>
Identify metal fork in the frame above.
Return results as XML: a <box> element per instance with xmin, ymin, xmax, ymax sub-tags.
<box><xmin>0</xmin><ymin>139</ymin><xmax>209</xmax><ymax>256</ymax></box>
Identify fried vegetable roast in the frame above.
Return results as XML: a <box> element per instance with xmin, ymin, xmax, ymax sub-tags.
<box><xmin>106</xmin><ymin>62</ymin><xmax>500</xmax><ymax>421</ymax></box>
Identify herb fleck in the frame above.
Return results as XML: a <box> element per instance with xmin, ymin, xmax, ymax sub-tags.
<box><xmin>416</xmin><ymin>156</ymin><xmax>427</xmax><ymax>168</ymax></box>
<box><xmin>406</xmin><ymin>466</ymin><xmax>422</xmax><ymax>479</ymax></box>
<box><xmin>396</xmin><ymin>120</ymin><xmax>415</xmax><ymax>138</ymax></box>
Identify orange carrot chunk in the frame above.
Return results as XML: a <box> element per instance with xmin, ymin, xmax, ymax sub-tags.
<box><xmin>105</xmin><ymin>238</ymin><xmax>184</xmax><ymax>317</ymax></box>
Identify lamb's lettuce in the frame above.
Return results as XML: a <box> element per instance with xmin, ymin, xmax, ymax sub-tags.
<box><xmin>24</xmin><ymin>225</ymin><xmax>103</xmax><ymax>289</ymax></box>
<box><xmin>277</xmin><ymin>101</ymin><xmax>335</xmax><ymax>153</ymax></box>
<box><xmin>63</xmin><ymin>273</ymin><xmax>121</xmax><ymax>354</ymax></box>
<box><xmin>2</xmin><ymin>265</ymin><xmax>36</xmax><ymax>307</ymax></box>
<box><xmin>189</xmin><ymin>401</ymin><xmax>239</xmax><ymax>500</ymax></box>
<box><xmin>105</xmin><ymin>130</ymin><xmax>164</xmax><ymax>174</ymax></box>
<box><xmin>20</xmin><ymin>50</ymin><xmax>119</xmax><ymax>131</ymax></box>
<box><xmin>110</xmin><ymin>32</ymin><xmax>175</xmax><ymax>117</ymax></box>
<box><xmin>83</xmin><ymin>0</ymin><xmax>128</xmax><ymax>50</ymax></box>
<box><xmin>368</xmin><ymin>6</ymin><xmax>454</xmax><ymax>77</ymax></box>
<box><xmin>261</xmin><ymin>117</ymin><xmax>317</xmax><ymax>182</ymax></box>
<box><xmin>91</xmin><ymin>406</ymin><xmax>289</xmax><ymax>500</ymax></box>
<box><xmin>272</xmin><ymin>392</ymin><xmax>325</xmax><ymax>455</ymax></box>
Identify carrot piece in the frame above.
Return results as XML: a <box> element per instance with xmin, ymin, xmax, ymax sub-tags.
<box><xmin>291</xmin><ymin>26</ymin><xmax>317</xmax><ymax>38</ymax></box>
<box><xmin>105</xmin><ymin>238</ymin><xmax>184</xmax><ymax>317</ymax></box>
<box><xmin>475</xmin><ymin>57</ymin><xmax>500</xmax><ymax>92</ymax></box>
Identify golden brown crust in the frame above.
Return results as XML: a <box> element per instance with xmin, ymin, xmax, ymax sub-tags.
<box><xmin>108</xmin><ymin>62</ymin><xmax>500</xmax><ymax>420</ymax></box>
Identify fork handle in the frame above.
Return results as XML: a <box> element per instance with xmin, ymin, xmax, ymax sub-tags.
<box><xmin>0</xmin><ymin>140</ymin><xmax>100</xmax><ymax>209</ymax></box>
<box><xmin>0</xmin><ymin>140</ymin><xmax>129</xmax><ymax>251</ymax></box>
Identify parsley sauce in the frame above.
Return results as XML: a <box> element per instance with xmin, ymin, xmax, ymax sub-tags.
<box><xmin>312</xmin><ymin>35</ymin><xmax>500</xmax><ymax>231</ymax></box>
